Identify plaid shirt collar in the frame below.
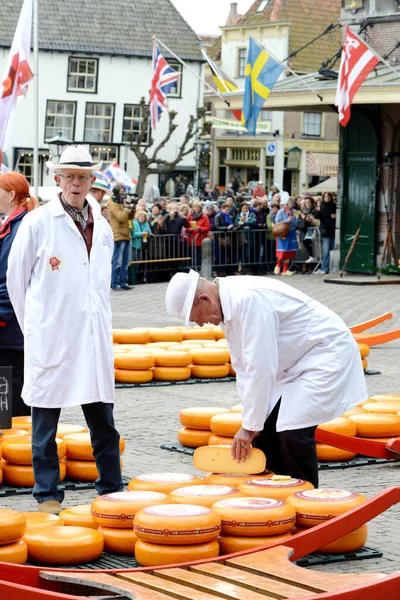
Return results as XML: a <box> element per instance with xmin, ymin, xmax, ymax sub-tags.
<box><xmin>60</xmin><ymin>195</ymin><xmax>90</xmax><ymax>231</ymax></box>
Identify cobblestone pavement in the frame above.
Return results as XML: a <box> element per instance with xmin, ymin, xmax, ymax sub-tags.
<box><xmin>2</xmin><ymin>274</ymin><xmax>400</xmax><ymax>577</ymax></box>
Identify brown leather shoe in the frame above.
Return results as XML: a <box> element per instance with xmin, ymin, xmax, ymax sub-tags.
<box><xmin>38</xmin><ymin>500</ymin><xmax>62</xmax><ymax>515</ymax></box>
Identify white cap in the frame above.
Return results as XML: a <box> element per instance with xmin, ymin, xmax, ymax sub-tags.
<box><xmin>165</xmin><ymin>270</ymin><xmax>199</xmax><ymax>327</ymax></box>
<box><xmin>281</xmin><ymin>191</ymin><xmax>290</xmax><ymax>205</ymax></box>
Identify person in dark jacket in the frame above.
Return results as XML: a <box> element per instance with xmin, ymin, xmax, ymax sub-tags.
<box><xmin>312</xmin><ymin>192</ymin><xmax>336</xmax><ymax>274</ymax></box>
<box><xmin>0</xmin><ymin>172</ymin><xmax>37</xmax><ymax>416</ymax></box>
<box><xmin>164</xmin><ymin>202</ymin><xmax>189</xmax><ymax>261</ymax></box>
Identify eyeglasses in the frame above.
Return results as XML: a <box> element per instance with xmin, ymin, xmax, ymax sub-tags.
<box><xmin>59</xmin><ymin>174</ymin><xmax>91</xmax><ymax>183</ymax></box>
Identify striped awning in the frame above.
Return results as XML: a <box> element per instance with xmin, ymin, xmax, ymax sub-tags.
<box><xmin>306</xmin><ymin>152</ymin><xmax>338</xmax><ymax>177</ymax></box>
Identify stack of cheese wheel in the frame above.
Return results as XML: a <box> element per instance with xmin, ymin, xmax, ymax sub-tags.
<box><xmin>209</xmin><ymin>412</ymin><xmax>242</xmax><ymax>447</ymax></box>
<box><xmin>0</xmin><ymin>509</ymin><xmax>27</xmax><ymax>564</ymax></box>
<box><xmin>169</xmin><ymin>484</ymin><xmax>243</xmax><ymax>508</ymax></box>
<box><xmin>239</xmin><ymin>475</ymin><xmax>314</xmax><ymax>501</ymax></box>
<box><xmin>190</xmin><ymin>348</ymin><xmax>230</xmax><ymax>380</ymax></box>
<box><xmin>11</xmin><ymin>416</ymin><xmax>32</xmax><ymax>432</ymax></box>
<box><xmin>59</xmin><ymin>505</ymin><xmax>98</xmax><ymax>529</ymax></box>
<box><xmin>287</xmin><ymin>488</ymin><xmax>368</xmax><ymax>554</ymax></box>
<box><xmin>128</xmin><ymin>472</ymin><xmax>203</xmax><ymax>494</ymax></box>
<box><xmin>1</xmin><ymin>435</ymin><xmax>66</xmax><ymax>488</ymax></box>
<box><xmin>212</xmin><ymin>496</ymin><xmax>296</xmax><ymax>554</ymax></box>
<box><xmin>23</xmin><ymin>526</ymin><xmax>104</xmax><ymax>565</ymax></box>
<box><xmin>92</xmin><ymin>490</ymin><xmax>168</xmax><ymax>555</ymax></box>
<box><xmin>152</xmin><ymin>350</ymin><xmax>191</xmax><ymax>382</ymax></box>
<box><xmin>316</xmin><ymin>417</ymin><xmax>358</xmax><ymax>462</ymax></box>
<box><xmin>62</xmin><ymin>432</ymin><xmax>125</xmax><ymax>483</ymax></box>
<box><xmin>348</xmin><ymin>409</ymin><xmax>400</xmax><ymax>439</ymax></box>
<box><xmin>0</xmin><ymin>429</ymin><xmax>30</xmax><ymax>485</ymax></box>
<box><xmin>358</xmin><ymin>343</ymin><xmax>370</xmax><ymax>371</ymax></box>
<box><xmin>359</xmin><ymin>394</ymin><xmax>400</xmax><ymax>441</ymax></box>
<box><xmin>178</xmin><ymin>407</ymin><xmax>228</xmax><ymax>448</ymax></box>
<box><xmin>134</xmin><ymin>504</ymin><xmax>220</xmax><ymax>566</ymax></box>
<box><xmin>114</xmin><ymin>350</ymin><xmax>155</xmax><ymax>384</ymax></box>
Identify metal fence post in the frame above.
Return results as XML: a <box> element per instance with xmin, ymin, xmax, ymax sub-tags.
<box><xmin>202</xmin><ymin>238</ymin><xmax>213</xmax><ymax>280</ymax></box>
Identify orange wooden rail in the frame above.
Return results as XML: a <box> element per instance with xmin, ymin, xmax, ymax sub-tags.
<box><xmin>350</xmin><ymin>312</ymin><xmax>393</xmax><ymax>334</ymax></box>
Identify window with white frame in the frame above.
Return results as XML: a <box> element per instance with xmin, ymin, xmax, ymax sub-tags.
<box><xmin>84</xmin><ymin>103</ymin><xmax>114</xmax><ymax>143</ymax></box>
<box><xmin>90</xmin><ymin>145</ymin><xmax>119</xmax><ymax>163</ymax></box>
<box><xmin>238</xmin><ymin>48</ymin><xmax>247</xmax><ymax>77</ymax></box>
<box><xmin>302</xmin><ymin>112</ymin><xmax>322</xmax><ymax>137</ymax></box>
<box><xmin>45</xmin><ymin>100</ymin><xmax>76</xmax><ymax>140</ymax></box>
<box><xmin>122</xmin><ymin>104</ymin><xmax>150</xmax><ymax>144</ymax></box>
<box><xmin>17</xmin><ymin>152</ymin><xmax>33</xmax><ymax>183</ymax></box>
<box><xmin>67</xmin><ymin>57</ymin><xmax>98</xmax><ymax>93</ymax></box>
<box><xmin>167</xmin><ymin>62</ymin><xmax>183</xmax><ymax>97</ymax></box>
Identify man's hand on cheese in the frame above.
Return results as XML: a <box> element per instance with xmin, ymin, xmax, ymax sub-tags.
<box><xmin>232</xmin><ymin>427</ymin><xmax>259</xmax><ymax>462</ymax></box>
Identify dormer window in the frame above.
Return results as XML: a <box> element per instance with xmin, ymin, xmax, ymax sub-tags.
<box><xmin>342</xmin><ymin>0</ymin><xmax>364</xmax><ymax>11</ymax></box>
<box><xmin>257</xmin><ymin>0</ymin><xmax>270</xmax><ymax>13</ymax></box>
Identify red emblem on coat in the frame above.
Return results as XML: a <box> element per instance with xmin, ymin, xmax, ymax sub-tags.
<box><xmin>49</xmin><ymin>256</ymin><xmax>61</xmax><ymax>271</ymax></box>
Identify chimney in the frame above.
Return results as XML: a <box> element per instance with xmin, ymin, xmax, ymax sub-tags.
<box><xmin>226</xmin><ymin>2</ymin><xmax>239</xmax><ymax>25</ymax></box>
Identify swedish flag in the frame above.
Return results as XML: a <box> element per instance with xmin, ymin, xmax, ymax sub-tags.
<box><xmin>242</xmin><ymin>37</ymin><xmax>284</xmax><ymax>135</ymax></box>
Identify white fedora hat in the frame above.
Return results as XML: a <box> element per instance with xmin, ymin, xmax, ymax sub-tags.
<box><xmin>165</xmin><ymin>269</ymin><xmax>199</xmax><ymax>327</ymax></box>
<box><xmin>46</xmin><ymin>145</ymin><xmax>102</xmax><ymax>172</ymax></box>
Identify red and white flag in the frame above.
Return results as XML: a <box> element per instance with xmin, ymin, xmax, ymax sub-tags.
<box><xmin>335</xmin><ymin>28</ymin><xmax>380</xmax><ymax>127</ymax></box>
<box><xmin>0</xmin><ymin>0</ymin><xmax>34</xmax><ymax>165</ymax></box>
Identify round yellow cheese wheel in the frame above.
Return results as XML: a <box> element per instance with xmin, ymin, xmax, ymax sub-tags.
<box><xmin>169</xmin><ymin>485</ymin><xmax>243</xmax><ymax>508</ymax></box>
<box><xmin>370</xmin><ymin>394</ymin><xmax>400</xmax><ymax>402</ymax></box>
<box><xmin>134</xmin><ymin>504</ymin><xmax>221</xmax><ymax>545</ymax></box>
<box><xmin>146</xmin><ymin>341</ymin><xmax>180</xmax><ymax>349</ymax></box>
<box><xmin>203</xmin><ymin>471</ymin><xmax>274</xmax><ymax>488</ymax></box>
<box><xmin>363</xmin><ymin>402</ymin><xmax>400</xmax><ymax>414</ymax></box>
<box><xmin>166</xmin><ymin>345</ymin><xmax>192</xmax><ymax>353</ymax></box>
<box><xmin>218</xmin><ymin>532</ymin><xmax>292</xmax><ymax>555</ymax></box>
<box><xmin>341</xmin><ymin>407</ymin><xmax>366</xmax><ymax>418</ymax></box>
<box><xmin>179</xmin><ymin>407</ymin><xmax>228</xmax><ymax>431</ymax></box>
<box><xmin>63</xmin><ymin>459</ymin><xmax>98</xmax><ymax>482</ymax></box>
<box><xmin>183</xmin><ymin>328</ymin><xmax>215</xmax><ymax>341</ymax></box>
<box><xmin>23</xmin><ymin>512</ymin><xmax>61</xmax><ymax>530</ymax></box>
<box><xmin>23</xmin><ymin>526</ymin><xmax>104</xmax><ymax>565</ymax></box>
<box><xmin>0</xmin><ymin>430</ymin><xmax>30</xmax><ymax>448</ymax></box>
<box><xmin>317</xmin><ymin>417</ymin><xmax>357</xmax><ymax>437</ymax></box>
<box><xmin>286</xmin><ymin>489</ymin><xmax>367</xmax><ymax>528</ymax></box>
<box><xmin>2</xmin><ymin>461</ymin><xmax>66</xmax><ymax>487</ymax></box>
<box><xmin>178</xmin><ymin>428</ymin><xmax>211</xmax><ymax>448</ymax></box>
<box><xmin>56</xmin><ymin>424</ymin><xmax>87</xmax><ymax>438</ymax></box>
<box><xmin>239</xmin><ymin>478</ymin><xmax>314</xmax><ymax>501</ymax></box>
<box><xmin>210</xmin><ymin>413</ymin><xmax>242</xmax><ymax>437</ymax></box>
<box><xmin>180</xmin><ymin>340</ymin><xmax>207</xmax><ymax>346</ymax></box>
<box><xmin>91</xmin><ymin>491</ymin><xmax>168</xmax><ymax>528</ymax></box>
<box><xmin>2</xmin><ymin>436</ymin><xmax>66</xmax><ymax>465</ymax></box>
<box><xmin>153</xmin><ymin>352</ymin><xmax>192</xmax><ymax>367</ymax></box>
<box><xmin>114</xmin><ymin>353</ymin><xmax>155</xmax><ymax>370</ymax></box>
<box><xmin>213</xmin><ymin>326</ymin><xmax>225</xmax><ymax>340</ymax></box>
<box><xmin>190</xmin><ymin>348</ymin><xmax>230</xmax><ymax>365</ymax></box>
<box><xmin>212</xmin><ymin>497</ymin><xmax>296</xmax><ymax>536</ymax></box>
<box><xmin>208</xmin><ymin>434</ymin><xmax>234</xmax><ymax>446</ymax></box>
<box><xmin>148</xmin><ymin>328</ymin><xmax>183</xmax><ymax>343</ymax></box>
<box><xmin>230</xmin><ymin>404</ymin><xmax>242</xmax><ymax>413</ymax></box>
<box><xmin>11</xmin><ymin>417</ymin><xmax>32</xmax><ymax>432</ymax></box>
<box><xmin>64</xmin><ymin>432</ymin><xmax>125</xmax><ymax>461</ymax></box>
<box><xmin>115</xmin><ymin>368</ymin><xmax>153</xmax><ymax>383</ymax></box>
<box><xmin>190</xmin><ymin>364</ymin><xmax>230</xmax><ymax>379</ymax></box>
<box><xmin>128</xmin><ymin>346</ymin><xmax>165</xmax><ymax>354</ymax></box>
<box><xmin>59</xmin><ymin>505</ymin><xmax>98</xmax><ymax>529</ymax></box>
<box><xmin>319</xmin><ymin>525</ymin><xmax>368</xmax><ymax>554</ymax></box>
<box><xmin>135</xmin><ymin>539</ymin><xmax>219</xmax><ymax>567</ymax></box>
<box><xmin>153</xmin><ymin>366</ymin><xmax>191</xmax><ymax>381</ymax></box>
<box><xmin>316</xmin><ymin>444</ymin><xmax>357</xmax><ymax>462</ymax></box>
<box><xmin>98</xmin><ymin>526</ymin><xmax>137</xmax><ymax>555</ymax></box>
<box><xmin>128</xmin><ymin>473</ymin><xmax>203</xmax><ymax>495</ymax></box>
<box><xmin>362</xmin><ymin>358</ymin><xmax>368</xmax><ymax>370</ymax></box>
<box><xmin>357</xmin><ymin>343</ymin><xmax>370</xmax><ymax>358</ymax></box>
<box><xmin>348</xmin><ymin>413</ymin><xmax>400</xmax><ymax>437</ymax></box>
<box><xmin>113</xmin><ymin>328</ymin><xmax>149</xmax><ymax>344</ymax></box>
<box><xmin>0</xmin><ymin>509</ymin><xmax>26</xmax><ymax>545</ymax></box>
<box><xmin>0</xmin><ymin>540</ymin><xmax>27</xmax><ymax>564</ymax></box>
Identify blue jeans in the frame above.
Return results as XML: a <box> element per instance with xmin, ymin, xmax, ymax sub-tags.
<box><xmin>31</xmin><ymin>403</ymin><xmax>123</xmax><ymax>504</ymax></box>
<box><xmin>111</xmin><ymin>240</ymin><xmax>131</xmax><ymax>287</ymax></box>
<box><xmin>322</xmin><ymin>236</ymin><xmax>335</xmax><ymax>273</ymax></box>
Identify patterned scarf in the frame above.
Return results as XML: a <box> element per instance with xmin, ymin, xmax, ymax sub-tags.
<box><xmin>60</xmin><ymin>196</ymin><xmax>89</xmax><ymax>231</ymax></box>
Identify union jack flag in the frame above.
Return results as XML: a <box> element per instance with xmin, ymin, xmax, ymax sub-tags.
<box><xmin>150</xmin><ymin>41</ymin><xmax>181</xmax><ymax>131</ymax></box>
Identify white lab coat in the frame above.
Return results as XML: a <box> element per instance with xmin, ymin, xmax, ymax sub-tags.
<box><xmin>218</xmin><ymin>276</ymin><xmax>368</xmax><ymax>432</ymax></box>
<box><xmin>7</xmin><ymin>195</ymin><xmax>115</xmax><ymax>408</ymax></box>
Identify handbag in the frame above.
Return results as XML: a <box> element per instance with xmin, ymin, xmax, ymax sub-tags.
<box><xmin>272</xmin><ymin>222</ymin><xmax>290</xmax><ymax>239</ymax></box>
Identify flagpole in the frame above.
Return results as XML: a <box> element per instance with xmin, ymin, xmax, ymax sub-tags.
<box><xmin>33</xmin><ymin>0</ymin><xmax>39</xmax><ymax>199</ymax></box>
<box><xmin>200</xmin><ymin>47</ymin><xmax>230</xmax><ymax>93</ymax></box>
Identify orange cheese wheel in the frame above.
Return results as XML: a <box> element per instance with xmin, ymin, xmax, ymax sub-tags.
<box><xmin>146</xmin><ymin>341</ymin><xmax>180</xmax><ymax>349</ymax></box>
<box><xmin>91</xmin><ymin>491</ymin><xmax>168</xmax><ymax>528</ymax></box>
<box><xmin>56</xmin><ymin>424</ymin><xmax>87</xmax><ymax>438</ymax></box>
<box><xmin>64</xmin><ymin>432</ymin><xmax>125</xmax><ymax>461</ymax></box>
<box><xmin>370</xmin><ymin>394</ymin><xmax>400</xmax><ymax>402</ymax></box>
<box><xmin>239</xmin><ymin>478</ymin><xmax>314</xmax><ymax>501</ymax></box>
<box><xmin>135</xmin><ymin>538</ymin><xmax>219</xmax><ymax>567</ymax></box>
<box><xmin>230</xmin><ymin>404</ymin><xmax>242</xmax><ymax>413</ymax></box>
<box><xmin>180</xmin><ymin>340</ymin><xmax>207</xmax><ymax>346</ymax></box>
<box><xmin>23</xmin><ymin>513</ymin><xmax>61</xmax><ymax>530</ymax></box>
<box><xmin>0</xmin><ymin>429</ymin><xmax>30</xmax><ymax>442</ymax></box>
<box><xmin>97</xmin><ymin>526</ymin><xmax>137</xmax><ymax>555</ymax></box>
<box><xmin>218</xmin><ymin>532</ymin><xmax>292</xmax><ymax>555</ymax></box>
<box><xmin>113</xmin><ymin>328</ymin><xmax>149</xmax><ymax>344</ymax></box>
<box><xmin>183</xmin><ymin>328</ymin><xmax>215</xmax><ymax>341</ymax></box>
<box><xmin>348</xmin><ymin>413</ymin><xmax>400</xmax><ymax>437</ymax></box>
<box><xmin>194</xmin><ymin>445</ymin><xmax>266</xmax><ymax>475</ymax></box>
<box><xmin>316</xmin><ymin>444</ymin><xmax>357</xmax><ymax>462</ymax></box>
<box><xmin>191</xmin><ymin>364</ymin><xmax>230</xmax><ymax>379</ymax></box>
<box><xmin>148</xmin><ymin>328</ymin><xmax>183</xmax><ymax>343</ymax></box>
<box><xmin>2</xmin><ymin>461</ymin><xmax>66</xmax><ymax>487</ymax></box>
<box><xmin>114</xmin><ymin>353</ymin><xmax>155</xmax><ymax>370</ymax></box>
<box><xmin>153</xmin><ymin>352</ymin><xmax>192</xmax><ymax>367</ymax></box>
<box><xmin>286</xmin><ymin>489</ymin><xmax>367</xmax><ymax>528</ymax></box>
<box><xmin>153</xmin><ymin>366</ymin><xmax>191</xmax><ymax>381</ymax></box>
<box><xmin>59</xmin><ymin>505</ymin><xmax>98</xmax><ymax>529</ymax></box>
<box><xmin>190</xmin><ymin>348</ymin><xmax>230</xmax><ymax>365</ymax></box>
<box><xmin>115</xmin><ymin>368</ymin><xmax>153</xmax><ymax>384</ymax></box>
<box><xmin>357</xmin><ymin>343</ymin><xmax>370</xmax><ymax>358</ymax></box>
<box><xmin>319</xmin><ymin>525</ymin><xmax>368</xmax><ymax>554</ymax></box>
<box><xmin>128</xmin><ymin>473</ymin><xmax>203</xmax><ymax>495</ymax></box>
<box><xmin>128</xmin><ymin>346</ymin><xmax>166</xmax><ymax>355</ymax></box>
<box><xmin>167</xmin><ymin>345</ymin><xmax>192</xmax><ymax>353</ymax></box>
<box><xmin>178</xmin><ymin>427</ymin><xmax>211</xmax><ymax>448</ymax></box>
<box><xmin>23</xmin><ymin>526</ymin><xmax>104</xmax><ymax>565</ymax></box>
<box><xmin>0</xmin><ymin>540</ymin><xmax>27</xmax><ymax>564</ymax></box>
<box><xmin>214</xmin><ymin>326</ymin><xmax>225</xmax><ymax>340</ymax></box>
<box><xmin>212</xmin><ymin>497</ymin><xmax>296</xmax><ymax>536</ymax></box>
<box><xmin>179</xmin><ymin>407</ymin><xmax>228</xmax><ymax>431</ymax></box>
<box><xmin>0</xmin><ymin>509</ymin><xmax>26</xmax><ymax>545</ymax></box>
<box><xmin>317</xmin><ymin>417</ymin><xmax>357</xmax><ymax>437</ymax></box>
<box><xmin>2</xmin><ymin>436</ymin><xmax>66</xmax><ymax>465</ymax></box>
<box><xmin>134</xmin><ymin>504</ymin><xmax>221</xmax><ymax>545</ymax></box>
<box><xmin>11</xmin><ymin>417</ymin><xmax>32</xmax><ymax>431</ymax></box>
<box><xmin>210</xmin><ymin>413</ymin><xmax>242</xmax><ymax>437</ymax></box>
<box><xmin>169</xmin><ymin>485</ymin><xmax>243</xmax><ymax>508</ymax></box>
<box><xmin>341</xmin><ymin>407</ymin><xmax>366</xmax><ymax>418</ymax></box>
<box><xmin>203</xmin><ymin>471</ymin><xmax>273</xmax><ymax>488</ymax></box>
<box><xmin>63</xmin><ymin>459</ymin><xmax>98</xmax><ymax>482</ymax></box>
<box><xmin>363</xmin><ymin>402</ymin><xmax>400</xmax><ymax>414</ymax></box>
<box><xmin>208</xmin><ymin>434</ymin><xmax>234</xmax><ymax>446</ymax></box>
<box><xmin>362</xmin><ymin>359</ymin><xmax>368</xmax><ymax>370</ymax></box>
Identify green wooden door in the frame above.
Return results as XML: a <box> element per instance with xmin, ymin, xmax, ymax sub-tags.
<box><xmin>341</xmin><ymin>110</ymin><xmax>377</xmax><ymax>272</ymax></box>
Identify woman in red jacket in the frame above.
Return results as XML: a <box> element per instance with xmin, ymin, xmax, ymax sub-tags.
<box><xmin>187</xmin><ymin>201</ymin><xmax>210</xmax><ymax>272</ymax></box>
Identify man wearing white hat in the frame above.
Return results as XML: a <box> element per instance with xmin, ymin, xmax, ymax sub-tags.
<box><xmin>89</xmin><ymin>178</ymin><xmax>109</xmax><ymax>204</ymax></box>
<box><xmin>165</xmin><ymin>271</ymin><xmax>367</xmax><ymax>487</ymax></box>
<box><xmin>7</xmin><ymin>146</ymin><xmax>123</xmax><ymax>514</ymax></box>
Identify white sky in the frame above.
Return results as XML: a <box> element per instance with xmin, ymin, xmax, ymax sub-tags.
<box><xmin>170</xmin><ymin>0</ymin><xmax>254</xmax><ymax>35</ymax></box>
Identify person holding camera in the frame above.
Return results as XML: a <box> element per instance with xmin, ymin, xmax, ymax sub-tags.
<box><xmin>108</xmin><ymin>184</ymin><xmax>136</xmax><ymax>291</ymax></box>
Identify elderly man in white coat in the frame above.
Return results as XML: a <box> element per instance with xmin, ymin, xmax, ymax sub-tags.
<box><xmin>7</xmin><ymin>146</ymin><xmax>123</xmax><ymax>514</ymax></box>
<box><xmin>166</xmin><ymin>271</ymin><xmax>368</xmax><ymax>487</ymax></box>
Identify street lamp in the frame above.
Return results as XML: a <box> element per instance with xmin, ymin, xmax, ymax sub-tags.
<box><xmin>194</xmin><ymin>139</ymin><xmax>210</xmax><ymax>194</ymax></box>
<box><xmin>47</xmin><ymin>131</ymin><xmax>73</xmax><ymax>162</ymax></box>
